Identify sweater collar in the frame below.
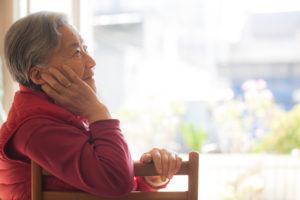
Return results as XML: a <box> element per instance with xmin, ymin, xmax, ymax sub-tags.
<box><xmin>19</xmin><ymin>85</ymin><xmax>89</xmax><ymax>126</ymax></box>
<box><xmin>19</xmin><ymin>84</ymin><xmax>53</xmax><ymax>102</ymax></box>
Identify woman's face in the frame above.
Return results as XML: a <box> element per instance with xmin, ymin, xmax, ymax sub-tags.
<box><xmin>45</xmin><ymin>25</ymin><xmax>96</xmax><ymax>91</ymax></box>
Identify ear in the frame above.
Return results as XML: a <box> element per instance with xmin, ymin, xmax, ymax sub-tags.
<box><xmin>29</xmin><ymin>66</ymin><xmax>46</xmax><ymax>85</ymax></box>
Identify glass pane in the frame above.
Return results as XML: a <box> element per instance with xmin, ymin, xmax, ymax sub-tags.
<box><xmin>91</xmin><ymin>0</ymin><xmax>300</xmax><ymax>155</ymax></box>
<box><xmin>30</xmin><ymin>0</ymin><xmax>72</xmax><ymax>18</ymax></box>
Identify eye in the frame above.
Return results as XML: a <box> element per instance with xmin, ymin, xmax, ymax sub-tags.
<box><xmin>83</xmin><ymin>45</ymin><xmax>88</xmax><ymax>53</ymax></box>
<box><xmin>74</xmin><ymin>49</ymin><xmax>81</xmax><ymax>56</ymax></box>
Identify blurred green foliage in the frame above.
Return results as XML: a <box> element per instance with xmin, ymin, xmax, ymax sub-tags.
<box><xmin>117</xmin><ymin>79</ymin><xmax>300</xmax><ymax>154</ymax></box>
<box><xmin>181</xmin><ymin>122</ymin><xmax>208</xmax><ymax>152</ymax></box>
<box><xmin>212</xmin><ymin>79</ymin><xmax>300</xmax><ymax>154</ymax></box>
<box><xmin>117</xmin><ymin>99</ymin><xmax>186</xmax><ymax>154</ymax></box>
<box><xmin>212</xmin><ymin>79</ymin><xmax>282</xmax><ymax>153</ymax></box>
<box><xmin>254</xmin><ymin>104</ymin><xmax>300</xmax><ymax>154</ymax></box>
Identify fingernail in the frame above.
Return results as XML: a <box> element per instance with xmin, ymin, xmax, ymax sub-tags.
<box><xmin>162</xmin><ymin>176</ymin><xmax>166</xmax><ymax>182</ymax></box>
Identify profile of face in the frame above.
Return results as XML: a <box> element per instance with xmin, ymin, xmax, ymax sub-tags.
<box><xmin>31</xmin><ymin>24</ymin><xmax>97</xmax><ymax>92</ymax></box>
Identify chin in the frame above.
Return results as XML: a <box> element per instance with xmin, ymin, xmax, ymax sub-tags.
<box><xmin>85</xmin><ymin>79</ymin><xmax>97</xmax><ymax>92</ymax></box>
<box><xmin>90</xmin><ymin>85</ymin><xmax>97</xmax><ymax>93</ymax></box>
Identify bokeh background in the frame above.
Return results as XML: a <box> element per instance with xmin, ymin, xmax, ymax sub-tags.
<box><xmin>1</xmin><ymin>0</ymin><xmax>300</xmax><ymax>199</ymax></box>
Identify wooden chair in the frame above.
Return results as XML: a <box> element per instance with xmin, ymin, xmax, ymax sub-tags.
<box><xmin>32</xmin><ymin>152</ymin><xmax>199</xmax><ymax>200</ymax></box>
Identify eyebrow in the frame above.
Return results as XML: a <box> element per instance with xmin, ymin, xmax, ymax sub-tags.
<box><xmin>68</xmin><ymin>39</ymin><xmax>86</xmax><ymax>49</ymax></box>
<box><xmin>69</xmin><ymin>42</ymin><xmax>80</xmax><ymax>49</ymax></box>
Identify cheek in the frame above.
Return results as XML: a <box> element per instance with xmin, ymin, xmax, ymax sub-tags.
<box><xmin>63</xmin><ymin>60</ymin><xmax>85</xmax><ymax>78</ymax></box>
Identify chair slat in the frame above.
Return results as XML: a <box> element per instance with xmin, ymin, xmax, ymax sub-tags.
<box><xmin>42</xmin><ymin>162</ymin><xmax>190</xmax><ymax>176</ymax></box>
<box><xmin>33</xmin><ymin>152</ymin><xmax>199</xmax><ymax>200</ymax></box>
<box><xmin>44</xmin><ymin>191</ymin><xmax>188</xmax><ymax>200</ymax></box>
<box><xmin>31</xmin><ymin>161</ymin><xmax>42</xmax><ymax>200</ymax></box>
<box><xmin>134</xmin><ymin>161</ymin><xmax>189</xmax><ymax>176</ymax></box>
<box><xmin>188</xmin><ymin>152</ymin><xmax>199</xmax><ymax>200</ymax></box>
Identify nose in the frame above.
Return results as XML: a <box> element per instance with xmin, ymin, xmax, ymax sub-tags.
<box><xmin>85</xmin><ymin>53</ymin><xmax>96</xmax><ymax>69</ymax></box>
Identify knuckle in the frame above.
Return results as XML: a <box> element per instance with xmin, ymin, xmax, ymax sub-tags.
<box><xmin>152</xmin><ymin>148</ymin><xmax>159</xmax><ymax>152</ymax></box>
<box><xmin>155</xmin><ymin>151</ymin><xmax>161</xmax><ymax>158</ymax></box>
<box><xmin>52</xmin><ymin>82</ymin><xmax>59</xmax><ymax>88</ymax></box>
<box><xmin>61</xmin><ymin>80</ymin><xmax>67</xmax><ymax>85</ymax></box>
<box><xmin>163</xmin><ymin>153</ymin><xmax>169</xmax><ymax>159</ymax></box>
<box><xmin>63</xmin><ymin>81</ymin><xmax>70</xmax><ymax>86</ymax></box>
<box><xmin>151</xmin><ymin>148</ymin><xmax>160</xmax><ymax>155</ymax></box>
<box><xmin>161</xmin><ymin>148</ymin><xmax>167</xmax><ymax>153</ymax></box>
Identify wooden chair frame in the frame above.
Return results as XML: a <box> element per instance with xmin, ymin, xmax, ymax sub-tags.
<box><xmin>32</xmin><ymin>152</ymin><xmax>199</xmax><ymax>200</ymax></box>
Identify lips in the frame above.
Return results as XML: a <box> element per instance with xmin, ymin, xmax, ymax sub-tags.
<box><xmin>83</xmin><ymin>73</ymin><xmax>94</xmax><ymax>81</ymax></box>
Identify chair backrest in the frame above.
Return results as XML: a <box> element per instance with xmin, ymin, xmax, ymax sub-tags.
<box><xmin>32</xmin><ymin>152</ymin><xmax>199</xmax><ymax>200</ymax></box>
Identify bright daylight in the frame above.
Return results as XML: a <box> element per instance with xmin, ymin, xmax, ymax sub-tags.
<box><xmin>0</xmin><ymin>0</ymin><xmax>300</xmax><ymax>200</ymax></box>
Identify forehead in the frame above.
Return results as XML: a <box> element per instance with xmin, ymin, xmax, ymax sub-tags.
<box><xmin>58</xmin><ymin>25</ymin><xmax>83</xmax><ymax>48</ymax></box>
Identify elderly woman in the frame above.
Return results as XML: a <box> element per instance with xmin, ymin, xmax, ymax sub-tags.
<box><xmin>0</xmin><ymin>12</ymin><xmax>182</xmax><ymax>200</ymax></box>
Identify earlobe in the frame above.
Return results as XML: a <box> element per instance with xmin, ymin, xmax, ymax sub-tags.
<box><xmin>30</xmin><ymin>66</ymin><xmax>46</xmax><ymax>85</ymax></box>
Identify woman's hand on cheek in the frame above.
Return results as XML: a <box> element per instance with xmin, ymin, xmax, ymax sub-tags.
<box><xmin>41</xmin><ymin>65</ymin><xmax>111</xmax><ymax>123</ymax></box>
<box><xmin>140</xmin><ymin>148</ymin><xmax>182</xmax><ymax>181</ymax></box>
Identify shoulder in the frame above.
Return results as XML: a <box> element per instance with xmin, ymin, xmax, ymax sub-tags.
<box><xmin>12</xmin><ymin>117</ymin><xmax>89</xmax><ymax>154</ymax></box>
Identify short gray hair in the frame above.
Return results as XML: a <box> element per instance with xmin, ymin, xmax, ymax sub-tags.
<box><xmin>4</xmin><ymin>11</ymin><xmax>68</xmax><ymax>91</ymax></box>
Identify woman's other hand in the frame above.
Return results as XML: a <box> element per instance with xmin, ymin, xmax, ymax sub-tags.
<box><xmin>140</xmin><ymin>148</ymin><xmax>182</xmax><ymax>181</ymax></box>
<box><xmin>41</xmin><ymin>65</ymin><xmax>111</xmax><ymax>123</ymax></box>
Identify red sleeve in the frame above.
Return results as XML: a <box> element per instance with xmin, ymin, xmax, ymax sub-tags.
<box><xmin>135</xmin><ymin>177</ymin><xmax>168</xmax><ymax>191</ymax></box>
<box><xmin>12</xmin><ymin>118</ymin><xmax>134</xmax><ymax>197</ymax></box>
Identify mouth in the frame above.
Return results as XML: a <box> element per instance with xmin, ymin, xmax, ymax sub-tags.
<box><xmin>83</xmin><ymin>74</ymin><xmax>94</xmax><ymax>81</ymax></box>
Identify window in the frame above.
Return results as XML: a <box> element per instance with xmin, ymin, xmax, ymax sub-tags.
<box><xmin>91</xmin><ymin>0</ymin><xmax>300</xmax><ymax>154</ymax></box>
<box><xmin>3</xmin><ymin>0</ymin><xmax>300</xmax><ymax>155</ymax></box>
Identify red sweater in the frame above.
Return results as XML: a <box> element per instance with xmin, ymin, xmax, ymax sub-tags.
<box><xmin>0</xmin><ymin>85</ymin><xmax>158</xmax><ymax>200</ymax></box>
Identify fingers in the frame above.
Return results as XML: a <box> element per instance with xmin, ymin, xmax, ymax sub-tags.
<box><xmin>151</xmin><ymin>149</ymin><xmax>163</xmax><ymax>175</ymax></box>
<box><xmin>140</xmin><ymin>153</ymin><xmax>152</xmax><ymax>163</ymax></box>
<box><xmin>41</xmin><ymin>65</ymin><xmax>79</xmax><ymax>95</ymax></box>
<box><xmin>147</xmin><ymin>148</ymin><xmax>182</xmax><ymax>182</ymax></box>
<box><xmin>168</xmin><ymin>153</ymin><xmax>176</xmax><ymax>179</ymax></box>
<box><xmin>62</xmin><ymin>64</ymin><xmax>81</xmax><ymax>82</ymax></box>
<box><xmin>161</xmin><ymin>151</ymin><xmax>169</xmax><ymax>181</ymax></box>
<box><xmin>41</xmin><ymin>82</ymin><xmax>63</xmax><ymax>103</ymax></box>
<box><xmin>48</xmin><ymin>67</ymin><xmax>72</xmax><ymax>87</ymax></box>
<box><xmin>41</xmin><ymin>72</ymin><xmax>66</xmax><ymax>93</ymax></box>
